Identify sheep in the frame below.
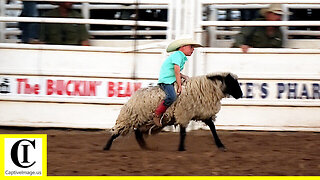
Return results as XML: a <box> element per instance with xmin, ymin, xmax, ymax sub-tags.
<box><xmin>103</xmin><ymin>72</ymin><xmax>243</xmax><ymax>151</ymax></box>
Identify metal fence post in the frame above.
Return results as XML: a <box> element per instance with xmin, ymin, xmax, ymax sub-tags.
<box><xmin>283</xmin><ymin>4</ymin><xmax>289</xmax><ymax>47</ymax></box>
<box><xmin>166</xmin><ymin>0</ymin><xmax>174</xmax><ymax>40</ymax></box>
<box><xmin>195</xmin><ymin>0</ymin><xmax>203</xmax><ymax>44</ymax></box>
<box><xmin>0</xmin><ymin>0</ymin><xmax>6</xmax><ymax>42</ymax></box>
<box><xmin>81</xmin><ymin>2</ymin><xmax>90</xmax><ymax>31</ymax></box>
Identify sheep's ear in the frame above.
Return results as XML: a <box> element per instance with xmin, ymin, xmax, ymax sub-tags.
<box><xmin>207</xmin><ymin>75</ymin><xmax>224</xmax><ymax>82</ymax></box>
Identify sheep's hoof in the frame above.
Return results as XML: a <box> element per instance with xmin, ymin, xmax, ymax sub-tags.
<box><xmin>178</xmin><ymin>147</ymin><xmax>186</xmax><ymax>151</ymax></box>
<box><xmin>141</xmin><ymin>145</ymin><xmax>150</xmax><ymax>150</ymax></box>
<box><xmin>103</xmin><ymin>146</ymin><xmax>110</xmax><ymax>151</ymax></box>
<box><xmin>218</xmin><ymin>146</ymin><xmax>227</xmax><ymax>152</ymax></box>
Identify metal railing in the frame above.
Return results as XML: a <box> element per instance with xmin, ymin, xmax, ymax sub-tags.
<box><xmin>197</xmin><ymin>0</ymin><xmax>320</xmax><ymax>47</ymax></box>
<box><xmin>0</xmin><ymin>0</ymin><xmax>170</xmax><ymax>43</ymax></box>
<box><xmin>1</xmin><ymin>0</ymin><xmax>320</xmax><ymax>47</ymax></box>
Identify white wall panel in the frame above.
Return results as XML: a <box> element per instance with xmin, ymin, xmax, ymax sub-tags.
<box><xmin>0</xmin><ymin>101</ymin><xmax>120</xmax><ymax>129</ymax></box>
<box><xmin>1</xmin><ymin>45</ymin><xmax>320</xmax><ymax>131</ymax></box>
<box><xmin>0</xmin><ymin>47</ymin><xmax>165</xmax><ymax>79</ymax></box>
<box><xmin>201</xmin><ymin>53</ymin><xmax>320</xmax><ymax>79</ymax></box>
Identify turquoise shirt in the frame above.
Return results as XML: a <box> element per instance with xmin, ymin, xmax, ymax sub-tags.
<box><xmin>158</xmin><ymin>51</ymin><xmax>188</xmax><ymax>84</ymax></box>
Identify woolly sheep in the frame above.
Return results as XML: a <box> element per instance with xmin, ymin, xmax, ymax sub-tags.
<box><xmin>103</xmin><ymin>72</ymin><xmax>243</xmax><ymax>151</ymax></box>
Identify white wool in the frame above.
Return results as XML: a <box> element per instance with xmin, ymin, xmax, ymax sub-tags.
<box><xmin>111</xmin><ymin>73</ymin><xmax>232</xmax><ymax>136</ymax></box>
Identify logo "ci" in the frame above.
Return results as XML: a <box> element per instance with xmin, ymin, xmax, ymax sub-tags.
<box><xmin>10</xmin><ymin>139</ymin><xmax>36</xmax><ymax>168</ymax></box>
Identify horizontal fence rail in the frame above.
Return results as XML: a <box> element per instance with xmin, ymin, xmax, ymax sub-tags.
<box><xmin>3</xmin><ymin>17</ymin><xmax>320</xmax><ymax>27</ymax></box>
<box><xmin>0</xmin><ymin>42</ymin><xmax>166</xmax><ymax>53</ymax></box>
<box><xmin>199</xmin><ymin>47</ymin><xmax>320</xmax><ymax>54</ymax></box>
<box><xmin>214</xmin><ymin>30</ymin><xmax>320</xmax><ymax>36</ymax></box>
<box><xmin>3</xmin><ymin>29</ymin><xmax>167</xmax><ymax>37</ymax></box>
<box><xmin>11</xmin><ymin>0</ymin><xmax>319</xmax><ymax>4</ymax></box>
<box><xmin>201</xmin><ymin>0</ymin><xmax>320</xmax><ymax>4</ymax></box>
<box><xmin>18</xmin><ymin>0</ymin><xmax>169</xmax><ymax>5</ymax></box>
<box><xmin>4</xmin><ymin>4</ymin><xmax>168</xmax><ymax>10</ymax></box>
<box><xmin>89</xmin><ymin>30</ymin><xmax>166</xmax><ymax>36</ymax></box>
<box><xmin>201</xmin><ymin>21</ymin><xmax>320</xmax><ymax>27</ymax></box>
<box><xmin>0</xmin><ymin>17</ymin><xmax>168</xmax><ymax>27</ymax></box>
<box><xmin>207</xmin><ymin>4</ymin><xmax>320</xmax><ymax>9</ymax></box>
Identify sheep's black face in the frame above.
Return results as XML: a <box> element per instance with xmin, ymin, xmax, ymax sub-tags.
<box><xmin>207</xmin><ymin>73</ymin><xmax>243</xmax><ymax>99</ymax></box>
<box><xmin>224</xmin><ymin>74</ymin><xmax>243</xmax><ymax>99</ymax></box>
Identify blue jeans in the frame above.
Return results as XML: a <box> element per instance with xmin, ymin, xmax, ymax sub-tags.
<box><xmin>159</xmin><ymin>83</ymin><xmax>177</xmax><ymax>107</ymax></box>
<box><xmin>19</xmin><ymin>2</ymin><xmax>39</xmax><ymax>43</ymax></box>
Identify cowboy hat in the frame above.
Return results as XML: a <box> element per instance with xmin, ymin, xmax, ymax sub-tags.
<box><xmin>260</xmin><ymin>4</ymin><xmax>292</xmax><ymax>16</ymax></box>
<box><xmin>166</xmin><ymin>38</ymin><xmax>203</xmax><ymax>53</ymax></box>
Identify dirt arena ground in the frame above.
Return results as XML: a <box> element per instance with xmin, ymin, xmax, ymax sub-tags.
<box><xmin>1</xmin><ymin>127</ymin><xmax>320</xmax><ymax>176</ymax></box>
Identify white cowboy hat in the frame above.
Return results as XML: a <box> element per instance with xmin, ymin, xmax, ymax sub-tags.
<box><xmin>166</xmin><ymin>38</ymin><xmax>203</xmax><ymax>53</ymax></box>
<box><xmin>260</xmin><ymin>4</ymin><xmax>292</xmax><ymax>16</ymax></box>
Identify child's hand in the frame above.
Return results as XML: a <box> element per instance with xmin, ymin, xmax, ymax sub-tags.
<box><xmin>181</xmin><ymin>74</ymin><xmax>189</xmax><ymax>80</ymax></box>
<box><xmin>240</xmin><ymin>45</ymin><xmax>251</xmax><ymax>53</ymax></box>
<box><xmin>177</xmin><ymin>86</ymin><xmax>182</xmax><ymax>95</ymax></box>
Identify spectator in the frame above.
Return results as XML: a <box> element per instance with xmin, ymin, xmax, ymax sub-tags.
<box><xmin>19</xmin><ymin>1</ymin><xmax>39</xmax><ymax>43</ymax></box>
<box><xmin>232</xmin><ymin>4</ymin><xmax>289</xmax><ymax>53</ymax></box>
<box><xmin>40</xmin><ymin>2</ymin><xmax>89</xmax><ymax>46</ymax></box>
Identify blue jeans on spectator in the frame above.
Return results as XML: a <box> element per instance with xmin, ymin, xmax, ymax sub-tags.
<box><xmin>19</xmin><ymin>1</ymin><xmax>39</xmax><ymax>43</ymax></box>
<box><xmin>159</xmin><ymin>83</ymin><xmax>177</xmax><ymax>107</ymax></box>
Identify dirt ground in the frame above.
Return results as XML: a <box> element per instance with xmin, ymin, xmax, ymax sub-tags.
<box><xmin>1</xmin><ymin>127</ymin><xmax>320</xmax><ymax>176</ymax></box>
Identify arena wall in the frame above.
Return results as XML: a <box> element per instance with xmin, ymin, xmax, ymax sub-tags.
<box><xmin>1</xmin><ymin>44</ymin><xmax>320</xmax><ymax>131</ymax></box>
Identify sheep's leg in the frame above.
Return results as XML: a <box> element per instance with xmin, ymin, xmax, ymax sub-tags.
<box><xmin>204</xmin><ymin>119</ymin><xmax>226</xmax><ymax>151</ymax></box>
<box><xmin>178</xmin><ymin>126</ymin><xmax>186</xmax><ymax>151</ymax></box>
<box><xmin>103</xmin><ymin>133</ymin><xmax>119</xmax><ymax>151</ymax></box>
<box><xmin>134</xmin><ymin>128</ymin><xmax>148</xmax><ymax>150</ymax></box>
